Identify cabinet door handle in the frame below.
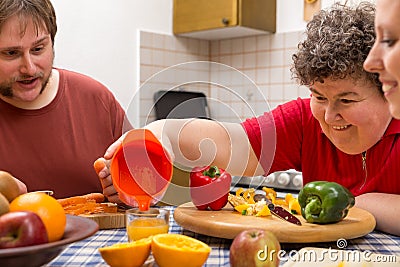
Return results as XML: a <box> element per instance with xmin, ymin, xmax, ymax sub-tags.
<box><xmin>221</xmin><ymin>18</ymin><xmax>229</xmax><ymax>26</ymax></box>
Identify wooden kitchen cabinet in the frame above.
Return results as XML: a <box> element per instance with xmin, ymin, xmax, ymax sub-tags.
<box><xmin>173</xmin><ymin>0</ymin><xmax>276</xmax><ymax>40</ymax></box>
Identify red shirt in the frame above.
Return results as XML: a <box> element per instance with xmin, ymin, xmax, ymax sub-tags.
<box><xmin>242</xmin><ymin>98</ymin><xmax>400</xmax><ymax>196</ymax></box>
<box><xmin>0</xmin><ymin>69</ymin><xmax>131</xmax><ymax>198</ymax></box>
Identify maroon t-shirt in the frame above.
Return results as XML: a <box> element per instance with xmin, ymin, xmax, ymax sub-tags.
<box><xmin>242</xmin><ymin>98</ymin><xmax>400</xmax><ymax>196</ymax></box>
<box><xmin>0</xmin><ymin>69</ymin><xmax>131</xmax><ymax>198</ymax></box>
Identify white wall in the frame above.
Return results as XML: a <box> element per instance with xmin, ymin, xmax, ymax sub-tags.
<box><xmin>277</xmin><ymin>0</ymin><xmax>307</xmax><ymax>33</ymax></box>
<box><xmin>50</xmin><ymin>0</ymin><xmax>374</xmax><ymax>127</ymax></box>
<box><xmin>277</xmin><ymin>0</ymin><xmax>376</xmax><ymax>32</ymax></box>
<box><xmin>51</xmin><ymin>0</ymin><xmax>173</xmax><ymax>115</ymax></box>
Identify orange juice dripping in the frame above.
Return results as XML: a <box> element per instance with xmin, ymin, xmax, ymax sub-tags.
<box><xmin>111</xmin><ymin>132</ymin><xmax>173</xmax><ymax>211</ymax></box>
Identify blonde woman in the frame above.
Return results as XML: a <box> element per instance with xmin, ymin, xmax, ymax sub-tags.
<box><xmin>364</xmin><ymin>0</ymin><xmax>400</xmax><ymax>119</ymax></box>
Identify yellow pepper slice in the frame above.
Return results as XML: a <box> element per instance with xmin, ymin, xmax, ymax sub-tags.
<box><xmin>289</xmin><ymin>198</ymin><xmax>301</xmax><ymax>215</ymax></box>
<box><xmin>234</xmin><ymin>204</ymin><xmax>250</xmax><ymax>214</ymax></box>
<box><xmin>235</xmin><ymin>188</ymin><xmax>244</xmax><ymax>197</ymax></box>
<box><xmin>285</xmin><ymin>193</ymin><xmax>295</xmax><ymax>205</ymax></box>
<box><xmin>255</xmin><ymin>205</ymin><xmax>271</xmax><ymax>217</ymax></box>
<box><xmin>274</xmin><ymin>198</ymin><xmax>287</xmax><ymax>206</ymax></box>
<box><xmin>242</xmin><ymin>189</ymin><xmax>256</xmax><ymax>204</ymax></box>
<box><xmin>262</xmin><ymin>187</ymin><xmax>277</xmax><ymax>199</ymax></box>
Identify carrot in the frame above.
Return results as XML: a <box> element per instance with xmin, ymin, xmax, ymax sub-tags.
<box><xmin>57</xmin><ymin>193</ymin><xmax>105</xmax><ymax>207</ymax></box>
<box><xmin>99</xmin><ymin>202</ymin><xmax>118</xmax><ymax>213</ymax></box>
<box><xmin>57</xmin><ymin>196</ymin><xmax>87</xmax><ymax>207</ymax></box>
<box><xmin>63</xmin><ymin>202</ymin><xmax>118</xmax><ymax>215</ymax></box>
<box><xmin>57</xmin><ymin>192</ymin><xmax>116</xmax><ymax>215</ymax></box>
<box><xmin>93</xmin><ymin>158</ymin><xmax>106</xmax><ymax>175</ymax></box>
<box><xmin>63</xmin><ymin>202</ymin><xmax>97</xmax><ymax>215</ymax></box>
<box><xmin>82</xmin><ymin>192</ymin><xmax>105</xmax><ymax>203</ymax></box>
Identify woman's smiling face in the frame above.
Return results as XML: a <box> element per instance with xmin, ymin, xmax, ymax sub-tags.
<box><xmin>364</xmin><ymin>0</ymin><xmax>400</xmax><ymax>119</ymax></box>
<box><xmin>310</xmin><ymin>78</ymin><xmax>392</xmax><ymax>154</ymax></box>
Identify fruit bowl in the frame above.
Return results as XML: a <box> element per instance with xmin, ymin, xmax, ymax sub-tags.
<box><xmin>0</xmin><ymin>215</ymin><xmax>98</xmax><ymax>267</ymax></box>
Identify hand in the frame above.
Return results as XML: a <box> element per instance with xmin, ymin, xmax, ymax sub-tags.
<box><xmin>93</xmin><ymin>157</ymin><xmax>160</xmax><ymax>206</ymax></box>
<box><xmin>104</xmin><ymin>133</ymin><xmax>125</xmax><ymax>160</ymax></box>
<box><xmin>93</xmin><ymin>133</ymin><xmax>127</xmax><ymax>204</ymax></box>
<box><xmin>93</xmin><ymin>157</ymin><xmax>122</xmax><ymax>204</ymax></box>
<box><xmin>96</xmin><ymin>129</ymin><xmax>170</xmax><ymax>207</ymax></box>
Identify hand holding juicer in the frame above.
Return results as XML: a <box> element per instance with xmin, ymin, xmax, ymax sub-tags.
<box><xmin>110</xmin><ymin>129</ymin><xmax>173</xmax><ymax>211</ymax></box>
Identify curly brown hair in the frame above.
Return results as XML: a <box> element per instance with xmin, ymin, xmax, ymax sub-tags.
<box><xmin>291</xmin><ymin>2</ymin><xmax>381</xmax><ymax>92</ymax></box>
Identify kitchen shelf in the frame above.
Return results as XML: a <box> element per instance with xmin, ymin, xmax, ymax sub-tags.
<box><xmin>173</xmin><ymin>0</ymin><xmax>276</xmax><ymax>40</ymax></box>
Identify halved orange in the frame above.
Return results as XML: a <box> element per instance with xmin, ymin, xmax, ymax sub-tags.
<box><xmin>152</xmin><ymin>234</ymin><xmax>211</xmax><ymax>267</ymax></box>
<box><xmin>98</xmin><ymin>237</ymin><xmax>151</xmax><ymax>267</ymax></box>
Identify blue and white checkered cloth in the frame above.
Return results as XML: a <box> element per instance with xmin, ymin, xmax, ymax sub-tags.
<box><xmin>45</xmin><ymin>206</ymin><xmax>400</xmax><ymax>267</ymax></box>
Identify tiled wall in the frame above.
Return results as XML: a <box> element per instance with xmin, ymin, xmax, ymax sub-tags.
<box><xmin>139</xmin><ymin>31</ymin><xmax>309</xmax><ymax>126</ymax></box>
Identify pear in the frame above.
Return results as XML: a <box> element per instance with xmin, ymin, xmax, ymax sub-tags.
<box><xmin>0</xmin><ymin>193</ymin><xmax>9</xmax><ymax>216</ymax></box>
<box><xmin>0</xmin><ymin>171</ymin><xmax>21</xmax><ymax>202</ymax></box>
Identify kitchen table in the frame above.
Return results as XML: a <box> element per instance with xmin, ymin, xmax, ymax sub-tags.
<box><xmin>45</xmin><ymin>206</ymin><xmax>400</xmax><ymax>267</ymax></box>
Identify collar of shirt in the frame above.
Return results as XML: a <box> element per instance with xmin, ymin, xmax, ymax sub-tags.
<box><xmin>384</xmin><ymin>118</ymin><xmax>400</xmax><ymax>136</ymax></box>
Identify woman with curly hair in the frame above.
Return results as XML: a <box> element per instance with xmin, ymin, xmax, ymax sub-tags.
<box><xmin>364</xmin><ymin>0</ymin><xmax>400</xmax><ymax>119</ymax></box>
<box><xmin>98</xmin><ymin>3</ymin><xmax>400</xmax><ymax>235</ymax></box>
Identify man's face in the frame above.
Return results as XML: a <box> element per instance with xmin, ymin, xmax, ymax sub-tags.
<box><xmin>0</xmin><ymin>15</ymin><xmax>53</xmax><ymax>103</ymax></box>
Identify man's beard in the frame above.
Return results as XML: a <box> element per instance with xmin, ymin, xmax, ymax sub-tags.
<box><xmin>0</xmin><ymin>72</ymin><xmax>49</xmax><ymax>98</ymax></box>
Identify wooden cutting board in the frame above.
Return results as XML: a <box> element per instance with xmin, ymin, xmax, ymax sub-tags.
<box><xmin>81</xmin><ymin>212</ymin><xmax>126</xmax><ymax>229</ymax></box>
<box><xmin>174</xmin><ymin>202</ymin><xmax>376</xmax><ymax>242</ymax></box>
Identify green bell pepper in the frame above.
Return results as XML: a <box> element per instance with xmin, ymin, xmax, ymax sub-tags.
<box><xmin>298</xmin><ymin>181</ymin><xmax>355</xmax><ymax>224</ymax></box>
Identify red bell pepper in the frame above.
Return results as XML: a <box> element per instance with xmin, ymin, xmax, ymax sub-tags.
<box><xmin>190</xmin><ymin>166</ymin><xmax>232</xmax><ymax>211</ymax></box>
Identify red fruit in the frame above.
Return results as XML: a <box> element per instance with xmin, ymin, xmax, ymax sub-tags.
<box><xmin>0</xmin><ymin>211</ymin><xmax>48</xmax><ymax>248</ymax></box>
<box><xmin>230</xmin><ymin>229</ymin><xmax>280</xmax><ymax>267</ymax></box>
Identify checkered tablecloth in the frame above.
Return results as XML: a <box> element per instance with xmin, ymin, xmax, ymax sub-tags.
<box><xmin>45</xmin><ymin>206</ymin><xmax>400</xmax><ymax>267</ymax></box>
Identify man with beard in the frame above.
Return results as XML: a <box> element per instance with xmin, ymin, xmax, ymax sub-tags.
<box><xmin>0</xmin><ymin>0</ymin><xmax>131</xmax><ymax>199</ymax></box>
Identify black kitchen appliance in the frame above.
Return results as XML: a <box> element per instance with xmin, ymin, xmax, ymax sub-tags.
<box><xmin>153</xmin><ymin>90</ymin><xmax>210</xmax><ymax>120</ymax></box>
